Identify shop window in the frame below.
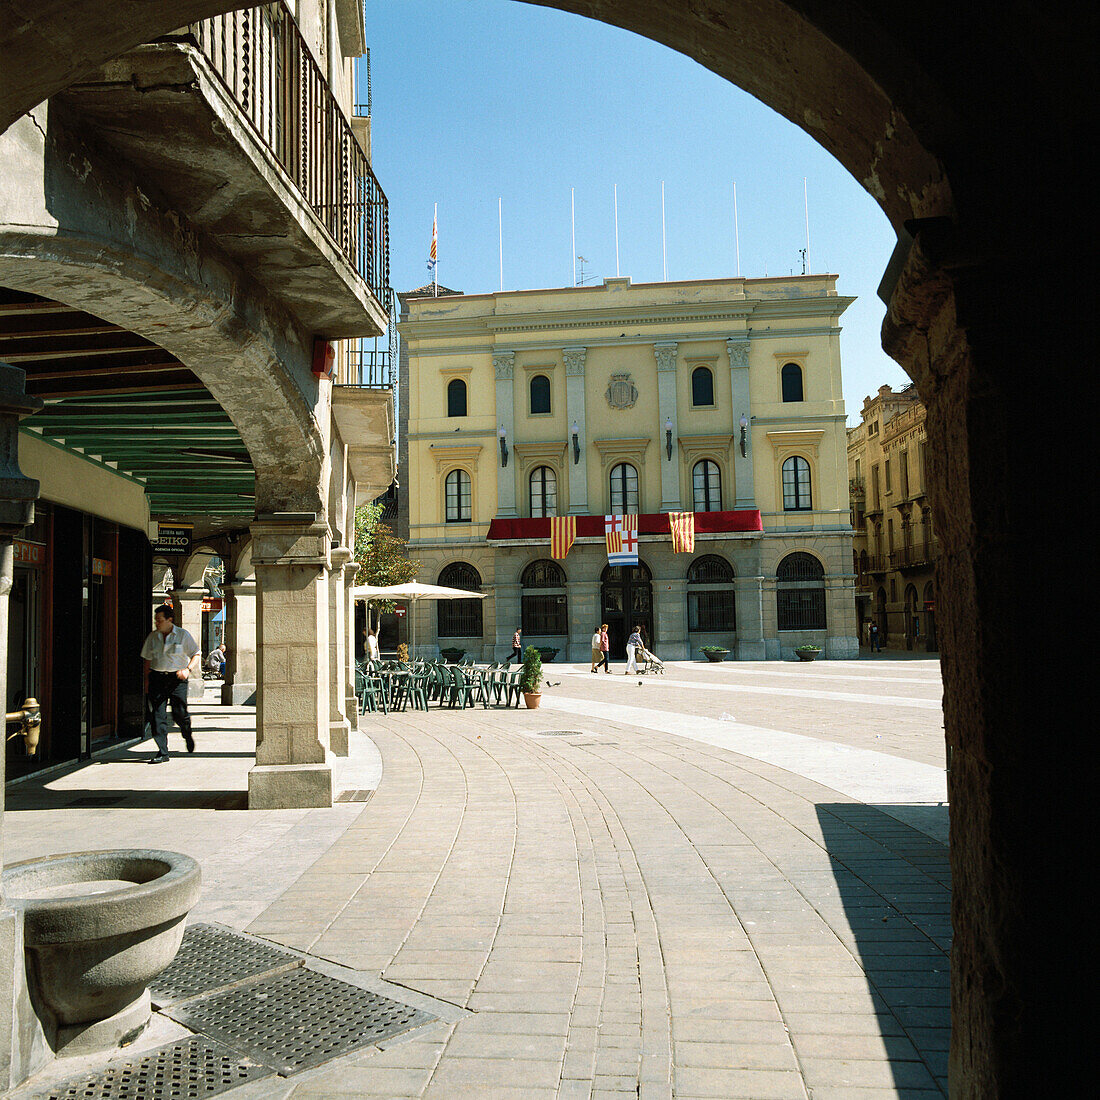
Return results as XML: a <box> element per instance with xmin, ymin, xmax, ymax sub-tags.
<box><xmin>437</xmin><ymin>562</ymin><xmax>482</xmax><ymax>637</ymax></box>
<box><xmin>782</xmin><ymin>456</ymin><xmax>812</xmax><ymax>510</ymax></box>
<box><xmin>529</xmin><ymin>466</ymin><xmax>557</xmax><ymax>517</ymax></box>
<box><xmin>691</xmin><ymin>366</ymin><xmax>714</xmax><ymax>407</ymax></box>
<box><xmin>530</xmin><ymin>374</ymin><xmax>551</xmax><ymax>415</ymax></box>
<box><xmin>781</xmin><ymin>362</ymin><xmax>804</xmax><ymax>402</ymax></box>
<box><xmin>447</xmin><ymin>378</ymin><xmax>467</xmax><ymax>417</ymax></box>
<box><xmin>521</xmin><ymin>559</ymin><xmax>568</xmax><ymax>635</ymax></box>
<box><xmin>445</xmin><ymin>469</ymin><xmax>472</xmax><ymax>522</ymax></box>
<box><xmin>692</xmin><ymin>460</ymin><xmax>722</xmax><ymax>512</ymax></box>
<box><xmin>687</xmin><ymin>555</ymin><xmax>735</xmax><ymax>631</ymax></box>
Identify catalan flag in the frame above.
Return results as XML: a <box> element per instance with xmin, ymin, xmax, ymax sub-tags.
<box><xmin>550</xmin><ymin>515</ymin><xmax>576</xmax><ymax>559</ymax></box>
<box><xmin>669</xmin><ymin>511</ymin><xmax>695</xmax><ymax>553</ymax></box>
<box><xmin>605</xmin><ymin>513</ymin><xmax>639</xmax><ymax>565</ymax></box>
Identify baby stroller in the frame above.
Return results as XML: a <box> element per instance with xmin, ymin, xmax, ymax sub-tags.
<box><xmin>637</xmin><ymin>645</ymin><xmax>666</xmax><ymax>675</ymax></box>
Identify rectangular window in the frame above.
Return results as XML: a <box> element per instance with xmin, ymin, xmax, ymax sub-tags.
<box><xmin>885</xmin><ymin>458</ymin><xmax>892</xmax><ymax>493</ymax></box>
<box><xmin>521</xmin><ymin>594</ymin><xmax>568</xmax><ymax>635</ymax></box>
<box><xmin>688</xmin><ymin>589</ymin><xmax>736</xmax><ymax>631</ymax></box>
<box><xmin>872</xmin><ymin>465</ymin><xmax>880</xmax><ymax>508</ymax></box>
<box><xmin>900</xmin><ymin>451</ymin><xmax>909</xmax><ymax>498</ymax></box>
<box><xmin>445</xmin><ymin>473</ymin><xmax>471</xmax><ymax>522</ymax></box>
<box><xmin>777</xmin><ymin>589</ymin><xmax>826</xmax><ymax>630</ymax></box>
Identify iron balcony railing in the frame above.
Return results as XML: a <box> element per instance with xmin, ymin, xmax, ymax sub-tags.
<box><xmin>179</xmin><ymin>5</ymin><xmax>389</xmax><ymax>307</ymax></box>
<box><xmin>344</xmin><ymin>287</ymin><xmax>398</xmax><ymax>388</ymax></box>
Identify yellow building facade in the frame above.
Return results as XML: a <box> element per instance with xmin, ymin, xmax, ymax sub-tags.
<box><xmin>400</xmin><ymin>275</ymin><xmax>858</xmax><ymax>661</ymax></box>
<box><xmin>847</xmin><ymin>384</ymin><xmax>939</xmax><ymax>650</ymax></box>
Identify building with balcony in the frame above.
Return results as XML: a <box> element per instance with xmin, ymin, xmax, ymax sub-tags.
<box><xmin>847</xmin><ymin>383</ymin><xmax>939</xmax><ymax>650</ymax></box>
<box><xmin>399</xmin><ymin>275</ymin><xmax>858</xmax><ymax>663</ymax></box>
<box><xmin>1</xmin><ymin>1</ymin><xmax>394</xmax><ymax>806</ymax></box>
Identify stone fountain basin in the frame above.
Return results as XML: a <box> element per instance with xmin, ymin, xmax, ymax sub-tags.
<box><xmin>2</xmin><ymin>849</ymin><xmax>201</xmax><ymax>1048</ymax></box>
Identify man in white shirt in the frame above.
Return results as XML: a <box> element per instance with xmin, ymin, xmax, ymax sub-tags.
<box><xmin>141</xmin><ymin>603</ymin><xmax>200</xmax><ymax>762</ymax></box>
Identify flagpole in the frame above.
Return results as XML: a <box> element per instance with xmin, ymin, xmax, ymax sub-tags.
<box><xmin>661</xmin><ymin>180</ymin><xmax>668</xmax><ymax>281</ymax></box>
<box><xmin>733</xmin><ymin>180</ymin><xmax>741</xmax><ymax>277</ymax></box>
<box><xmin>571</xmin><ymin>188</ymin><xmax>576</xmax><ymax>287</ymax></box>
<box><xmin>499</xmin><ymin>197</ymin><xmax>503</xmax><ymax>291</ymax></box>
<box><xmin>433</xmin><ymin>202</ymin><xmax>438</xmax><ymax>297</ymax></box>
<box><xmin>614</xmin><ymin>184</ymin><xmax>620</xmax><ymax>277</ymax></box>
<box><xmin>803</xmin><ymin>178</ymin><xmax>811</xmax><ymax>275</ymax></box>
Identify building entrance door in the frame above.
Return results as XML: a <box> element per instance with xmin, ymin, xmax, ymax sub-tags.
<box><xmin>601</xmin><ymin>561</ymin><xmax>653</xmax><ymax>658</ymax></box>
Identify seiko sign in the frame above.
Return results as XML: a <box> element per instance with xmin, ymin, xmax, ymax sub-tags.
<box><xmin>151</xmin><ymin>525</ymin><xmax>193</xmax><ymax>555</ymax></box>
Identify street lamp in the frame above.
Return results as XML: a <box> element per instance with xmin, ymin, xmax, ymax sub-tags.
<box><xmin>665</xmin><ymin>416</ymin><xmax>674</xmax><ymax>461</ymax></box>
<box><xmin>739</xmin><ymin>414</ymin><xmax>749</xmax><ymax>458</ymax></box>
<box><xmin>571</xmin><ymin>420</ymin><xmax>580</xmax><ymax>464</ymax></box>
<box><xmin>498</xmin><ymin>426</ymin><xmax>508</xmax><ymax>468</ymax></box>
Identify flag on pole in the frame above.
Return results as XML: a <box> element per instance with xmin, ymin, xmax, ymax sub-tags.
<box><xmin>427</xmin><ymin>211</ymin><xmax>437</xmax><ymax>271</ymax></box>
<box><xmin>605</xmin><ymin>514</ymin><xmax>639</xmax><ymax>565</ymax></box>
<box><xmin>668</xmin><ymin>511</ymin><xmax>695</xmax><ymax>553</ymax></box>
<box><xmin>550</xmin><ymin>516</ymin><xmax>576</xmax><ymax>560</ymax></box>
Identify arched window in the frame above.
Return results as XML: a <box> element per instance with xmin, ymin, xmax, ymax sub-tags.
<box><xmin>521</xmin><ymin>559</ymin><xmax>568</xmax><ymax>635</ymax></box>
<box><xmin>687</xmin><ymin>555</ymin><xmax>735</xmax><ymax>632</ymax></box>
<box><xmin>692</xmin><ymin>460</ymin><xmax>722</xmax><ymax>512</ymax></box>
<box><xmin>776</xmin><ymin>552</ymin><xmax>826</xmax><ymax>630</ymax></box>
<box><xmin>782</xmin><ymin>456</ymin><xmax>812</xmax><ymax>511</ymax></box>
<box><xmin>609</xmin><ymin>463</ymin><xmax>639</xmax><ymax>514</ymax></box>
<box><xmin>447</xmin><ymin>378</ymin><xmax>467</xmax><ymax>417</ymax></box>
<box><xmin>530</xmin><ymin>374</ymin><xmax>551</xmax><ymax>415</ymax></box>
<box><xmin>781</xmin><ymin>362</ymin><xmax>804</xmax><ymax>402</ymax></box>
<box><xmin>691</xmin><ymin>366</ymin><xmax>714</xmax><ymax>407</ymax></box>
<box><xmin>444</xmin><ymin>469</ymin><xmax>471</xmax><ymax>522</ymax></box>
<box><xmin>437</xmin><ymin>563</ymin><xmax>483</xmax><ymax>638</ymax></box>
<box><xmin>529</xmin><ymin>466</ymin><xmax>557</xmax><ymax>517</ymax></box>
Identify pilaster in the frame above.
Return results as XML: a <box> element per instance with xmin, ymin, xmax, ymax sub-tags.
<box><xmin>824</xmin><ymin>573</ymin><xmax>859</xmax><ymax>658</ymax></box>
<box><xmin>247</xmin><ymin>516</ymin><xmax>333</xmax><ymax>809</ymax></box>
<box><xmin>734</xmin><ymin>574</ymin><xmax>767</xmax><ymax>661</ymax></box>
<box><xmin>563</xmin><ymin>347</ymin><xmax>588</xmax><ymax>515</ymax></box>
<box><xmin>567</xmin><ymin>580</ymin><xmax>600</xmax><ymax>661</ymax></box>
<box><xmin>654</xmin><ymin>342</ymin><xmax>680</xmax><ymax>512</ymax></box>
<box><xmin>493</xmin><ymin>352</ymin><xmax>516</xmax><ymax>518</ymax></box>
<box><xmin>343</xmin><ymin>562</ymin><xmax>360</xmax><ymax>732</ymax></box>
<box><xmin>493</xmin><ymin>581</ymin><xmax>521</xmax><ymax>660</ymax></box>
<box><xmin>728</xmin><ymin>337</ymin><xmax>755</xmax><ymax>508</ymax></box>
<box><xmin>654</xmin><ymin>576</ymin><xmax>689</xmax><ymax>660</ymax></box>
<box><xmin>328</xmin><ymin>546</ymin><xmax>352</xmax><ymax>755</ymax></box>
<box><xmin>220</xmin><ymin>579</ymin><xmax>257</xmax><ymax>705</ymax></box>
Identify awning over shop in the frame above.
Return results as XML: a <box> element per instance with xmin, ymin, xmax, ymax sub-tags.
<box><xmin>486</xmin><ymin>510</ymin><xmax>763</xmax><ymax>541</ymax></box>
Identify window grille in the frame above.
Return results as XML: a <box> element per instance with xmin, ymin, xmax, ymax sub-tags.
<box><xmin>437</xmin><ymin>563</ymin><xmax>482</xmax><ymax>637</ymax></box>
<box><xmin>522</xmin><ymin>560</ymin><xmax>566</xmax><ymax>588</ymax></box>
<box><xmin>777</xmin><ymin>552</ymin><xmax>824</xmax><ymax>582</ymax></box>
<box><xmin>687</xmin><ymin>555</ymin><xmax>736</xmax><ymax>631</ymax></box>
<box><xmin>777</xmin><ymin>588</ymin><xmax>826</xmax><ymax>630</ymax></box>
<box><xmin>521</xmin><ymin>559</ymin><xmax>567</xmax><ymax>634</ymax></box>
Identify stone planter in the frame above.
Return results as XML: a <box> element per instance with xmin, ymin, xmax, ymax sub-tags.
<box><xmin>439</xmin><ymin>648</ymin><xmax>464</xmax><ymax>664</ymax></box>
<box><xmin>523</xmin><ymin>691</ymin><xmax>542</xmax><ymax>709</ymax></box>
<box><xmin>701</xmin><ymin>649</ymin><xmax>729</xmax><ymax>662</ymax></box>
<box><xmin>796</xmin><ymin>649</ymin><xmax>822</xmax><ymax>662</ymax></box>
<box><xmin>536</xmin><ymin>647</ymin><xmax>559</xmax><ymax>663</ymax></box>
<box><xmin>3</xmin><ymin>849</ymin><xmax>201</xmax><ymax>1054</ymax></box>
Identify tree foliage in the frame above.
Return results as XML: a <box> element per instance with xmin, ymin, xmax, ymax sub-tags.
<box><xmin>352</xmin><ymin>503</ymin><xmax>419</xmax><ymax>632</ymax></box>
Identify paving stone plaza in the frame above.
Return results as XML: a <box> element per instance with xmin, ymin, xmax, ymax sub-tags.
<box><xmin>5</xmin><ymin>655</ymin><xmax>949</xmax><ymax>1099</ymax></box>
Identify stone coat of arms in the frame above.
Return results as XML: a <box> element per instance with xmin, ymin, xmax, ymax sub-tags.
<box><xmin>606</xmin><ymin>373</ymin><xmax>638</xmax><ymax>410</ymax></box>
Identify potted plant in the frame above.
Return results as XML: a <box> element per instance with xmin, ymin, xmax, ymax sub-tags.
<box><xmin>795</xmin><ymin>644</ymin><xmax>823</xmax><ymax>661</ymax></box>
<box><xmin>520</xmin><ymin>645</ymin><xmax>543</xmax><ymax>708</ymax></box>
<box><xmin>537</xmin><ymin>646</ymin><xmax>560</xmax><ymax>664</ymax></box>
<box><xmin>700</xmin><ymin>645</ymin><xmax>729</xmax><ymax>663</ymax></box>
<box><xmin>439</xmin><ymin>647</ymin><xmax>464</xmax><ymax>664</ymax></box>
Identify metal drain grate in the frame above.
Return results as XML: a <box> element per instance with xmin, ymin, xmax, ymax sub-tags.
<box><xmin>25</xmin><ymin>1035</ymin><xmax>273</xmax><ymax>1100</ymax></box>
<box><xmin>150</xmin><ymin>924</ymin><xmax>299</xmax><ymax>1006</ymax></box>
<box><xmin>165</xmin><ymin>968</ymin><xmax>434</xmax><ymax>1074</ymax></box>
<box><xmin>335</xmin><ymin>789</ymin><xmax>373</xmax><ymax>802</ymax></box>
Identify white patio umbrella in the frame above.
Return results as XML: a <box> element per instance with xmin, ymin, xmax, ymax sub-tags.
<box><xmin>350</xmin><ymin>581</ymin><xmax>487</xmax><ymax>658</ymax></box>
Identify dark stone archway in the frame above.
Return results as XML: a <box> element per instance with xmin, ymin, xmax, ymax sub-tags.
<box><xmin>2</xmin><ymin>1</ymin><xmax>1083</xmax><ymax>1093</ymax></box>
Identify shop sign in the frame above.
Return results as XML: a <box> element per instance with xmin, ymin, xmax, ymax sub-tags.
<box><xmin>152</xmin><ymin>524</ymin><xmax>193</xmax><ymax>555</ymax></box>
<box><xmin>14</xmin><ymin>539</ymin><xmax>47</xmax><ymax>567</ymax></box>
<box><xmin>394</xmin><ymin>607</ymin><xmax>407</xmax><ymax>618</ymax></box>
<box><xmin>202</xmin><ymin>597</ymin><xmax>223</xmax><ymax>613</ymax></box>
<box><xmin>92</xmin><ymin>557</ymin><xmax>112</xmax><ymax>577</ymax></box>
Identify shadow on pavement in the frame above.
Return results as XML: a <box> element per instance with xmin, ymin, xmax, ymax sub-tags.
<box><xmin>5</xmin><ymin>788</ymin><xmax>248</xmax><ymax>811</ymax></box>
<box><xmin>815</xmin><ymin>802</ymin><xmax>951</xmax><ymax>1096</ymax></box>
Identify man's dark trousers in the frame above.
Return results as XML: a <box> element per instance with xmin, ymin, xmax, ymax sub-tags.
<box><xmin>147</xmin><ymin>670</ymin><xmax>192</xmax><ymax>754</ymax></box>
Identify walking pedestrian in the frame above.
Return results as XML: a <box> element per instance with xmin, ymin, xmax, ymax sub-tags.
<box><xmin>599</xmin><ymin>624</ymin><xmax>610</xmax><ymax>672</ymax></box>
<box><xmin>141</xmin><ymin>604</ymin><xmax>200</xmax><ymax>762</ymax></box>
<box><xmin>590</xmin><ymin>627</ymin><xmax>603</xmax><ymax>672</ymax></box>
<box><xmin>507</xmin><ymin>627</ymin><xmax>522</xmax><ymax>666</ymax></box>
<box><xmin>625</xmin><ymin>624</ymin><xmax>642</xmax><ymax>674</ymax></box>
<box><xmin>869</xmin><ymin>621</ymin><xmax>881</xmax><ymax>652</ymax></box>
<box><xmin>367</xmin><ymin>629</ymin><xmax>380</xmax><ymax>661</ymax></box>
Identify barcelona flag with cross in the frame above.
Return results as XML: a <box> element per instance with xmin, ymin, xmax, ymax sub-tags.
<box><xmin>605</xmin><ymin>514</ymin><xmax>639</xmax><ymax>566</ymax></box>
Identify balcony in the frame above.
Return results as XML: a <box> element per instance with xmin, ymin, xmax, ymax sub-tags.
<box><xmin>890</xmin><ymin>540</ymin><xmax>941</xmax><ymax>570</ymax></box>
<box><xmin>58</xmin><ymin>3</ymin><xmax>389</xmax><ymax>338</ymax></box>
<box><xmin>848</xmin><ymin>477</ymin><xmax>865</xmax><ymax>500</ymax></box>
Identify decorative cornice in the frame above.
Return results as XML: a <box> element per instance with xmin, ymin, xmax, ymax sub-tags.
<box><xmin>429</xmin><ymin>443</ymin><xmax>484</xmax><ymax>471</ymax></box>
<box><xmin>653</xmin><ymin>342</ymin><xmax>679</xmax><ymax>373</ymax></box>
<box><xmin>562</xmin><ymin>347</ymin><xmax>587</xmax><ymax>376</ymax></box>
<box><xmin>592</xmin><ymin>437</ymin><xmax>651</xmax><ymax>470</ymax></box>
<box><xmin>493</xmin><ymin>352</ymin><xmax>515</xmax><ymax>380</ymax></box>
<box><xmin>514</xmin><ymin>440</ymin><xmax>568</xmax><ymax>475</ymax></box>
<box><xmin>766</xmin><ymin>429</ymin><xmax>825</xmax><ymax>454</ymax></box>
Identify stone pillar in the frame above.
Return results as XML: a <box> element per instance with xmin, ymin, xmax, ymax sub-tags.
<box><xmin>493</xmin><ymin>581</ymin><xmax>521</xmax><ymax>661</ymax></box>
<box><xmin>734</xmin><ymin>575</ymin><xmax>766</xmax><ymax>661</ymax></box>
<box><xmin>567</xmin><ymin>579</ymin><xmax>600</xmax><ymax>661</ymax></box>
<box><xmin>654</xmin><ymin>342</ymin><xmax>680</xmax><ymax>512</ymax></box>
<box><xmin>563</xmin><ymin>347</ymin><xmax>588</xmax><ymax>514</ymax></box>
<box><xmin>343</xmin><ymin>563</ymin><xmax>359</xmax><ymax>733</ymax></box>
<box><xmin>824</xmin><ymin>570</ymin><xmax>859</xmax><ymax>659</ymax></box>
<box><xmin>328</xmin><ymin>547</ymin><xmax>352</xmax><ymax>756</ymax></box>
<box><xmin>169</xmin><ymin>587</ymin><xmax>206</xmax><ymax>702</ymax></box>
<box><xmin>248</xmin><ymin>516</ymin><xmax>333</xmax><ymax>810</ymax></box>
<box><xmin>728</xmin><ymin>337</ymin><xmax>755</xmax><ymax>509</ymax></box>
<box><xmin>760</xmin><ymin>575</ymin><xmax>780</xmax><ymax>659</ymax></box>
<box><xmin>493</xmin><ymin>352</ymin><xmax>517</xmax><ymax>518</ymax></box>
<box><xmin>654</xmin><ymin>575</ymin><xmax>689</xmax><ymax>660</ymax></box>
<box><xmin>220</xmin><ymin>579</ymin><xmax>257</xmax><ymax>705</ymax></box>
<box><xmin>1</xmin><ymin>361</ymin><xmax>48</xmax><ymax>1090</ymax></box>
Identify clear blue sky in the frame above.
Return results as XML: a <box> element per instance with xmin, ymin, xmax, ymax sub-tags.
<box><xmin>365</xmin><ymin>0</ymin><xmax>910</xmax><ymax>421</ymax></box>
